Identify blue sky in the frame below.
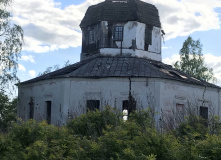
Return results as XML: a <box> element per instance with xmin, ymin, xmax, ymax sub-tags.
<box><xmin>11</xmin><ymin>0</ymin><xmax>221</xmax><ymax>86</ymax></box>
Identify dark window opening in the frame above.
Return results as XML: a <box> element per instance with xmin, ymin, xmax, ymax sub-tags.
<box><xmin>29</xmin><ymin>98</ymin><xmax>34</xmax><ymax>119</ymax></box>
<box><xmin>46</xmin><ymin>101</ymin><xmax>51</xmax><ymax>124</ymax></box>
<box><xmin>113</xmin><ymin>26</ymin><xmax>123</xmax><ymax>41</ymax></box>
<box><xmin>89</xmin><ymin>30</ymin><xmax>95</xmax><ymax>44</ymax></box>
<box><xmin>145</xmin><ymin>25</ymin><xmax>153</xmax><ymax>51</ymax></box>
<box><xmin>87</xmin><ymin>100</ymin><xmax>100</xmax><ymax>112</ymax></box>
<box><xmin>200</xmin><ymin>106</ymin><xmax>208</xmax><ymax>120</ymax></box>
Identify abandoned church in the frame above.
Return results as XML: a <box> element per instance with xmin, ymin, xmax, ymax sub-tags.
<box><xmin>18</xmin><ymin>0</ymin><xmax>221</xmax><ymax>128</ymax></box>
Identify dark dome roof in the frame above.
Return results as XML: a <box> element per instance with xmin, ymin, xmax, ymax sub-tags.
<box><xmin>80</xmin><ymin>0</ymin><xmax>161</xmax><ymax>28</ymax></box>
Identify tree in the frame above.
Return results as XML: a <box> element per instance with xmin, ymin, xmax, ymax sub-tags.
<box><xmin>0</xmin><ymin>0</ymin><xmax>24</xmax><ymax>89</ymax></box>
<box><xmin>174</xmin><ymin>36</ymin><xmax>215</xmax><ymax>82</ymax></box>
<box><xmin>0</xmin><ymin>90</ymin><xmax>17</xmax><ymax>132</ymax></box>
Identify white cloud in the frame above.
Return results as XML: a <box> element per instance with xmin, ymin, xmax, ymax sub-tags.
<box><xmin>163</xmin><ymin>53</ymin><xmax>221</xmax><ymax>86</ymax></box>
<box><xmin>19</xmin><ymin>55</ymin><xmax>35</xmax><ymax>63</ymax></box>
<box><xmin>28</xmin><ymin>70</ymin><xmax>36</xmax><ymax>78</ymax></box>
<box><xmin>11</xmin><ymin>0</ymin><xmax>221</xmax><ymax>53</ymax></box>
<box><xmin>18</xmin><ymin>64</ymin><xmax>26</xmax><ymax>72</ymax></box>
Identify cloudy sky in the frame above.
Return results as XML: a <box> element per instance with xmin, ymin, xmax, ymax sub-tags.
<box><xmin>12</xmin><ymin>0</ymin><xmax>221</xmax><ymax>86</ymax></box>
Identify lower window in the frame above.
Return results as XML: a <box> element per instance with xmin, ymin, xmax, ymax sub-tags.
<box><xmin>87</xmin><ymin>100</ymin><xmax>100</xmax><ymax>111</ymax></box>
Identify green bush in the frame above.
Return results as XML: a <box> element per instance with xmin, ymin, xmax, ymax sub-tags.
<box><xmin>1</xmin><ymin>108</ymin><xmax>221</xmax><ymax>159</ymax></box>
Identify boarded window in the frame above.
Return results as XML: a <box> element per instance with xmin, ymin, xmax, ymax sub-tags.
<box><xmin>200</xmin><ymin>106</ymin><xmax>208</xmax><ymax>120</ymax></box>
<box><xmin>89</xmin><ymin>30</ymin><xmax>95</xmax><ymax>44</ymax></box>
<box><xmin>46</xmin><ymin>101</ymin><xmax>52</xmax><ymax>124</ymax></box>
<box><xmin>29</xmin><ymin>98</ymin><xmax>34</xmax><ymax>119</ymax></box>
<box><xmin>87</xmin><ymin>100</ymin><xmax>100</xmax><ymax>111</ymax></box>
<box><xmin>113</xmin><ymin>26</ymin><xmax>123</xmax><ymax>41</ymax></box>
<box><xmin>176</xmin><ymin>104</ymin><xmax>185</xmax><ymax>122</ymax></box>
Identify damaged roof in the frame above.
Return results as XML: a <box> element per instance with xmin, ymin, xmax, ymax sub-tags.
<box><xmin>20</xmin><ymin>56</ymin><xmax>220</xmax><ymax>89</ymax></box>
<box><xmin>80</xmin><ymin>0</ymin><xmax>161</xmax><ymax>28</ymax></box>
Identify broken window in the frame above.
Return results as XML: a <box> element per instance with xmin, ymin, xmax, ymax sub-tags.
<box><xmin>200</xmin><ymin>106</ymin><xmax>208</xmax><ymax>120</ymax></box>
<box><xmin>29</xmin><ymin>98</ymin><xmax>34</xmax><ymax>119</ymax></box>
<box><xmin>113</xmin><ymin>26</ymin><xmax>123</xmax><ymax>41</ymax></box>
<box><xmin>46</xmin><ymin>101</ymin><xmax>52</xmax><ymax>124</ymax></box>
<box><xmin>122</xmin><ymin>99</ymin><xmax>136</xmax><ymax>120</ymax></box>
<box><xmin>122</xmin><ymin>100</ymin><xmax>129</xmax><ymax>121</ymax></box>
<box><xmin>145</xmin><ymin>25</ymin><xmax>153</xmax><ymax>50</ymax></box>
<box><xmin>89</xmin><ymin>30</ymin><xmax>95</xmax><ymax>44</ymax></box>
<box><xmin>87</xmin><ymin>100</ymin><xmax>100</xmax><ymax>111</ymax></box>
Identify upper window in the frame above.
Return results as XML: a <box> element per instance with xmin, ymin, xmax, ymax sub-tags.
<box><xmin>89</xmin><ymin>30</ymin><xmax>95</xmax><ymax>44</ymax></box>
<box><xmin>113</xmin><ymin>26</ymin><xmax>123</xmax><ymax>41</ymax></box>
<box><xmin>87</xmin><ymin>100</ymin><xmax>100</xmax><ymax>112</ymax></box>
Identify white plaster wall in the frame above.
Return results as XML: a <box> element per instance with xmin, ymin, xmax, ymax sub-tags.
<box><xmin>136</xmin><ymin>22</ymin><xmax>145</xmax><ymax>50</ymax></box>
<box><xmin>18</xmin><ymin>79</ymin><xmax>69</xmax><ymax>125</ymax></box>
<box><xmin>135</xmin><ymin>50</ymin><xmax>162</xmax><ymax>61</ymax></box>
<box><xmin>99</xmin><ymin>21</ymin><xmax>162</xmax><ymax>61</ymax></box>
<box><xmin>18</xmin><ymin>77</ymin><xmax>161</xmax><ymax>125</ymax></box>
<box><xmin>100</xmin><ymin>48</ymin><xmax>135</xmax><ymax>56</ymax></box>
<box><xmin>159</xmin><ymin>79</ymin><xmax>220</xmax><ymax>128</ymax></box>
<box><xmin>18</xmin><ymin>77</ymin><xmax>220</xmax><ymax>127</ymax></box>
<box><xmin>115</xmin><ymin>21</ymin><xmax>137</xmax><ymax>48</ymax></box>
<box><xmin>148</xmin><ymin>26</ymin><xmax>161</xmax><ymax>54</ymax></box>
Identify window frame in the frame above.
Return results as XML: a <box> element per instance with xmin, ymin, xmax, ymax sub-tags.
<box><xmin>113</xmin><ymin>26</ymin><xmax>124</xmax><ymax>41</ymax></box>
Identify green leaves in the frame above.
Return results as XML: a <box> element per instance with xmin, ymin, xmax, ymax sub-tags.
<box><xmin>0</xmin><ymin>0</ymin><xmax>23</xmax><ymax>90</ymax></box>
<box><xmin>174</xmin><ymin>36</ymin><xmax>215</xmax><ymax>82</ymax></box>
<box><xmin>2</xmin><ymin>108</ymin><xmax>221</xmax><ymax>159</ymax></box>
<box><xmin>0</xmin><ymin>91</ymin><xmax>17</xmax><ymax>132</ymax></box>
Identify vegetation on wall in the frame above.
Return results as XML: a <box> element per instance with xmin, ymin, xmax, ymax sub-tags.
<box><xmin>1</xmin><ymin>108</ymin><xmax>221</xmax><ymax>160</ymax></box>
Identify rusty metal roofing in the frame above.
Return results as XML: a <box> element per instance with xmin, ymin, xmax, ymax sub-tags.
<box><xmin>80</xmin><ymin>0</ymin><xmax>161</xmax><ymax>28</ymax></box>
<box><xmin>20</xmin><ymin>56</ymin><xmax>220</xmax><ymax>89</ymax></box>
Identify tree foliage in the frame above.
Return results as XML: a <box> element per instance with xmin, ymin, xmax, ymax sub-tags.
<box><xmin>174</xmin><ymin>36</ymin><xmax>215</xmax><ymax>82</ymax></box>
<box><xmin>38</xmin><ymin>60</ymin><xmax>71</xmax><ymax>76</ymax></box>
<box><xmin>0</xmin><ymin>0</ymin><xmax>23</xmax><ymax>89</ymax></box>
<box><xmin>0</xmin><ymin>90</ymin><xmax>17</xmax><ymax>132</ymax></box>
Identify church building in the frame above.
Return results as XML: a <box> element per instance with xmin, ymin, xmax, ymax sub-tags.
<box><xmin>18</xmin><ymin>0</ymin><xmax>221</xmax><ymax>129</ymax></box>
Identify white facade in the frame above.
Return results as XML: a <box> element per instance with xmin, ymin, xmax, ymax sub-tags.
<box><xmin>18</xmin><ymin>77</ymin><xmax>221</xmax><ymax>127</ymax></box>
<box><xmin>100</xmin><ymin>21</ymin><xmax>162</xmax><ymax>61</ymax></box>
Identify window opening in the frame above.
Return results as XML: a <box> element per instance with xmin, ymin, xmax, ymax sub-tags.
<box><xmin>122</xmin><ymin>99</ymin><xmax>136</xmax><ymax>120</ymax></box>
<box><xmin>89</xmin><ymin>30</ymin><xmax>95</xmax><ymax>44</ymax></box>
<box><xmin>46</xmin><ymin>101</ymin><xmax>51</xmax><ymax>124</ymax></box>
<box><xmin>113</xmin><ymin>26</ymin><xmax>123</xmax><ymax>41</ymax></box>
<box><xmin>122</xmin><ymin>100</ymin><xmax>129</xmax><ymax>121</ymax></box>
<box><xmin>87</xmin><ymin>100</ymin><xmax>100</xmax><ymax>111</ymax></box>
<box><xmin>29</xmin><ymin>97</ymin><xmax>34</xmax><ymax>119</ymax></box>
<box><xmin>200</xmin><ymin>106</ymin><xmax>208</xmax><ymax>120</ymax></box>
